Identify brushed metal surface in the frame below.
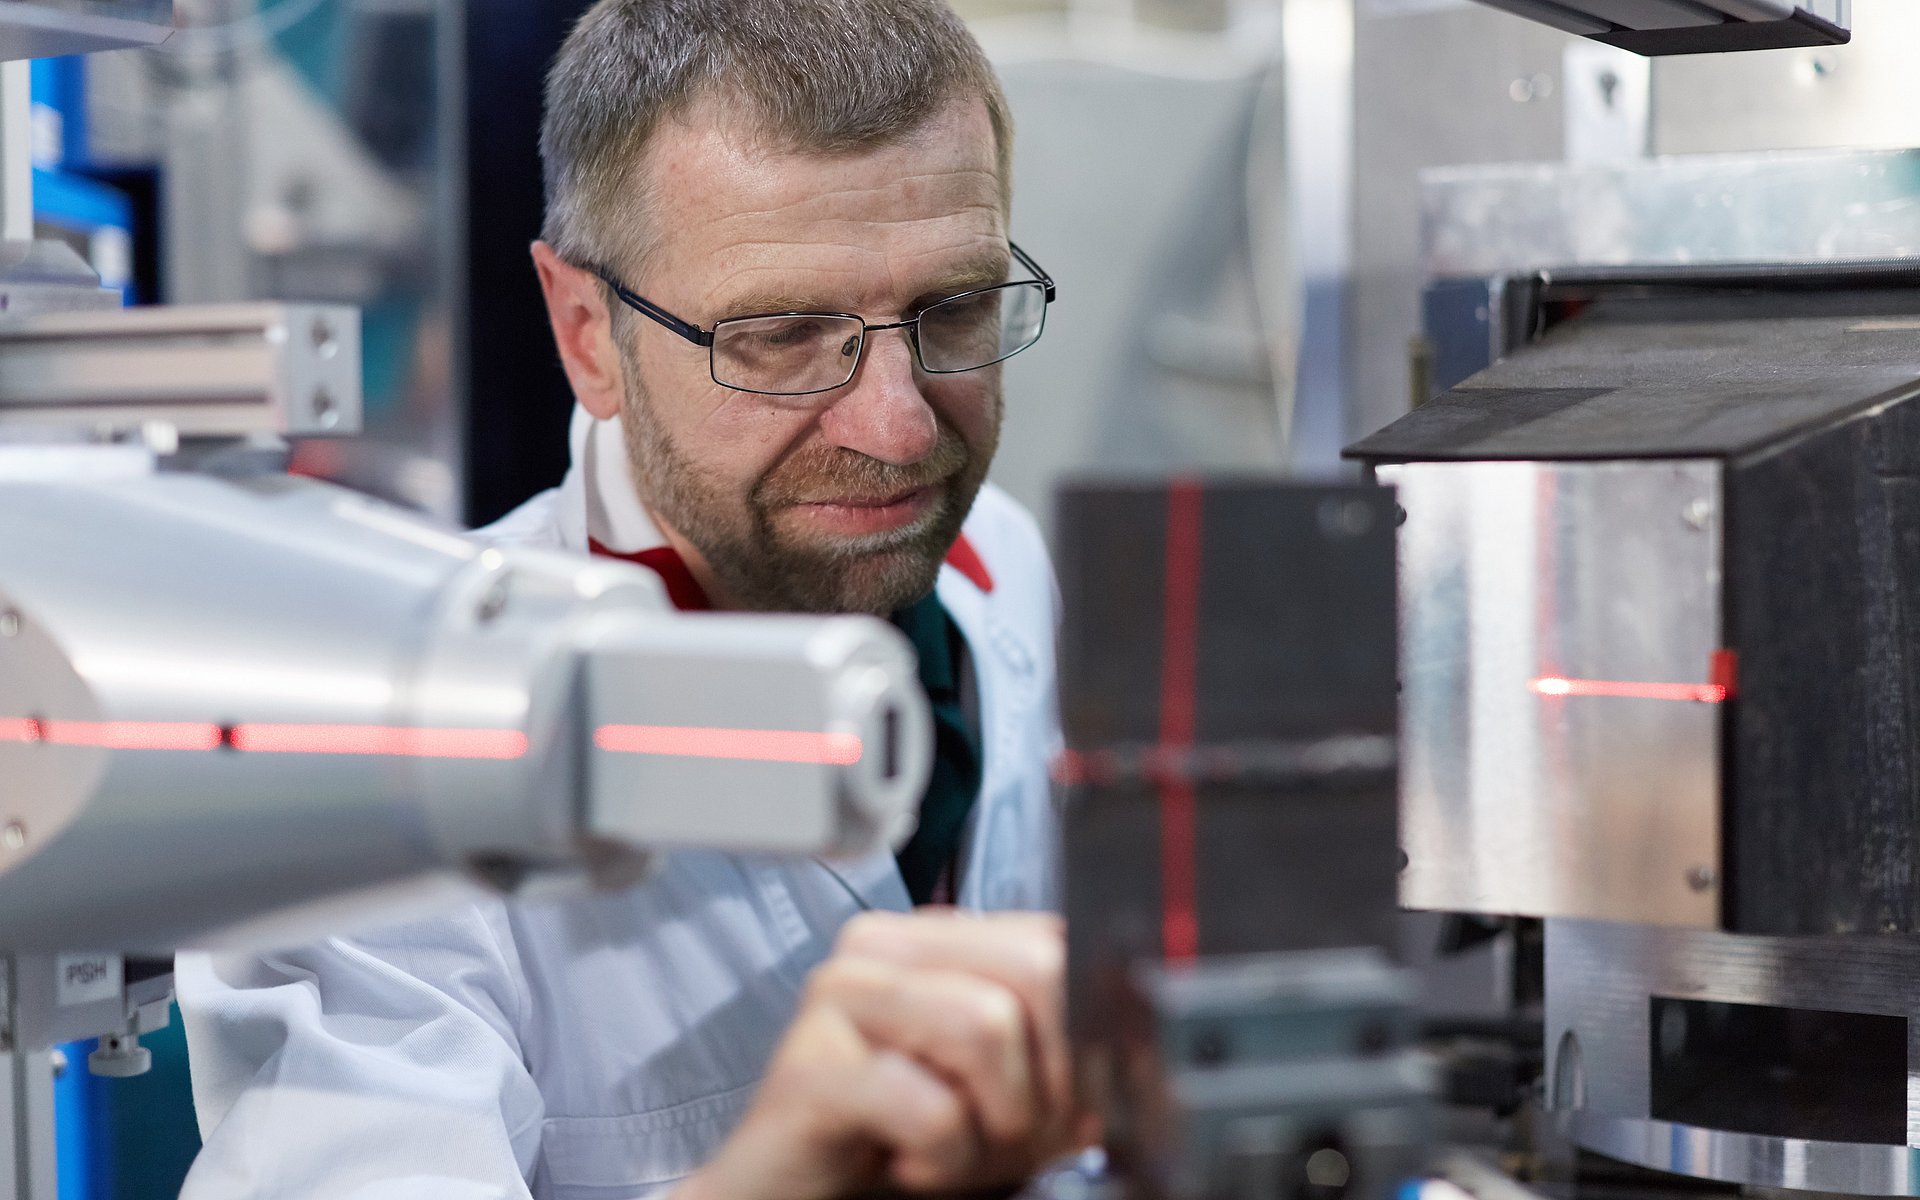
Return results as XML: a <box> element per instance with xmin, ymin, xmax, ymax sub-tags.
<box><xmin>1382</xmin><ymin>460</ymin><xmax>1722</xmax><ymax>927</ymax></box>
<box><xmin>0</xmin><ymin>0</ymin><xmax>172</xmax><ymax>62</ymax></box>
<box><xmin>0</xmin><ymin>471</ymin><xmax>927</xmax><ymax>952</ymax></box>
<box><xmin>0</xmin><ymin>304</ymin><xmax>363</xmax><ymax>439</ymax></box>
<box><xmin>1548</xmin><ymin>918</ymin><xmax>1920</xmax><ymax>1190</ymax></box>
<box><xmin>1424</xmin><ymin>149</ymin><xmax>1920</xmax><ymax>279</ymax></box>
<box><xmin>0</xmin><ymin>591</ymin><xmax>101</xmax><ymax>879</ymax></box>
<box><xmin>1575</xmin><ymin>1115</ymin><xmax>1920</xmax><ymax>1194</ymax></box>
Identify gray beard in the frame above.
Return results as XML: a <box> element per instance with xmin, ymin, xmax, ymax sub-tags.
<box><xmin>618</xmin><ymin>376</ymin><xmax>994</xmax><ymax>615</ymax></box>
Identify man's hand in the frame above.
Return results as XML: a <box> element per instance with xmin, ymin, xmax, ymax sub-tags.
<box><xmin>679</xmin><ymin>910</ymin><xmax>1090</xmax><ymax>1200</ymax></box>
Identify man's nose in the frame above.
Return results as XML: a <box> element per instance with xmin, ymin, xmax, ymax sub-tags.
<box><xmin>816</xmin><ymin>328</ymin><xmax>938</xmax><ymax>466</ymax></box>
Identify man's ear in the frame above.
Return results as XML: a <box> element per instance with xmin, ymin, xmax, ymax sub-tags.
<box><xmin>531</xmin><ymin>241</ymin><xmax>625</xmax><ymax>421</ymax></box>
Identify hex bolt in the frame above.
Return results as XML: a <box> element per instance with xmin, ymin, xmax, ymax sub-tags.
<box><xmin>1686</xmin><ymin>865</ymin><xmax>1716</xmax><ymax>892</ymax></box>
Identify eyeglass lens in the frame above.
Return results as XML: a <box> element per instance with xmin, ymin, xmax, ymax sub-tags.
<box><xmin>709</xmin><ymin>281</ymin><xmax>1050</xmax><ymax>395</ymax></box>
<box><xmin>711</xmin><ymin>314</ymin><xmax>866</xmax><ymax>396</ymax></box>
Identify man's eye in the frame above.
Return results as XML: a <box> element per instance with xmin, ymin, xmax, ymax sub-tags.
<box><xmin>924</xmin><ymin>293</ymin><xmax>1000</xmax><ymax>327</ymax></box>
<box><xmin>753</xmin><ymin>320</ymin><xmax>823</xmax><ymax>346</ymax></box>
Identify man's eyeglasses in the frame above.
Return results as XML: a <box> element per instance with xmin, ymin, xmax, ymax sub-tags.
<box><xmin>585</xmin><ymin>243</ymin><xmax>1056</xmax><ymax>398</ymax></box>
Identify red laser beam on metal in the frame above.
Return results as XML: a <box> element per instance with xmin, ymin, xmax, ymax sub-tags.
<box><xmin>1</xmin><ymin>720</ymin><xmax>529</xmax><ymax>759</ymax></box>
<box><xmin>594</xmin><ymin>725</ymin><xmax>863</xmax><ymax>766</ymax></box>
<box><xmin>1157</xmin><ymin>479</ymin><xmax>1204</xmax><ymax>965</ymax></box>
<box><xmin>41</xmin><ymin>720</ymin><xmax>224</xmax><ymax>751</ymax></box>
<box><xmin>228</xmin><ymin>725</ymin><xmax>529</xmax><ymax>760</ymax></box>
<box><xmin>1529</xmin><ymin>676</ymin><xmax>1729</xmax><ymax>704</ymax></box>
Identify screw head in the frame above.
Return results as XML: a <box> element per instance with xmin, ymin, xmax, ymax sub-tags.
<box><xmin>312</xmin><ymin>389</ymin><xmax>341</xmax><ymax>430</ymax></box>
<box><xmin>0</xmin><ymin>610</ymin><xmax>19</xmax><ymax>637</ymax></box>
<box><xmin>311</xmin><ymin>317</ymin><xmax>338</xmax><ymax>358</ymax></box>
<box><xmin>3</xmin><ymin>821</ymin><xmax>27</xmax><ymax>851</ymax></box>
<box><xmin>1686</xmin><ymin>865</ymin><xmax>1716</xmax><ymax>892</ymax></box>
<box><xmin>1683</xmin><ymin>498</ymin><xmax>1713</xmax><ymax>530</ymax></box>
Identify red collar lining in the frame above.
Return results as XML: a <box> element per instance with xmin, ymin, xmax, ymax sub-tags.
<box><xmin>944</xmin><ymin>533</ymin><xmax>994</xmax><ymax>594</ymax></box>
<box><xmin>587</xmin><ymin>538</ymin><xmax>712</xmax><ymax>611</ymax></box>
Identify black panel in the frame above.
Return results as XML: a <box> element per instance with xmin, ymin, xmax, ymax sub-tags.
<box><xmin>1649</xmin><ymin>997</ymin><xmax>1905</xmax><ymax>1144</ymax></box>
<box><xmin>1066</xmin><ymin>779</ymin><xmax>1400</xmax><ymax>1047</ymax></box>
<box><xmin>1058</xmin><ymin>481</ymin><xmax>1400</xmax><ymax>1045</ymax></box>
<box><xmin>1055</xmin><ymin>485</ymin><xmax>1169</xmax><ymax>746</ymax></box>
<box><xmin>1349</xmin><ymin>285</ymin><xmax>1920</xmax><ymax>464</ymax></box>
<box><xmin>1194</xmin><ymin>485</ymin><xmax>1398</xmax><ymax>742</ymax></box>
<box><xmin>1727</xmin><ymin>394</ymin><xmax>1920</xmax><ymax>934</ymax></box>
<box><xmin>1055</xmin><ymin>481</ymin><xmax>1399</xmax><ymax>745</ymax></box>
<box><xmin>1596</xmin><ymin>10</ymin><xmax>1850</xmax><ymax>56</ymax></box>
<box><xmin>462</xmin><ymin>0</ymin><xmax>596</xmax><ymax>526</ymax></box>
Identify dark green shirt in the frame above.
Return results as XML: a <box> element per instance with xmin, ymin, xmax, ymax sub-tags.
<box><xmin>890</xmin><ymin>591</ymin><xmax>983</xmax><ymax>905</ymax></box>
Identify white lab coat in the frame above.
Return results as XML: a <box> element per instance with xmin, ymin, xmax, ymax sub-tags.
<box><xmin>175</xmin><ymin>408</ymin><xmax>1063</xmax><ymax>1200</ymax></box>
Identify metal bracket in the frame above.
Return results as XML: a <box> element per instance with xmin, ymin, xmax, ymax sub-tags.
<box><xmin>0</xmin><ymin>303</ymin><xmax>364</xmax><ymax>441</ymax></box>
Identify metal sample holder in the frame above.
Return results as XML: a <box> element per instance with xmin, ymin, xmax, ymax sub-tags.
<box><xmin>1056</xmin><ymin>481</ymin><xmax>1430</xmax><ymax>1200</ymax></box>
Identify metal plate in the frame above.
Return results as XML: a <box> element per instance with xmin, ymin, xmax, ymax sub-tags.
<box><xmin>1382</xmin><ymin>459</ymin><xmax>1722</xmax><ymax>927</ymax></box>
<box><xmin>1423</xmin><ymin>149</ymin><xmax>1920</xmax><ymax>280</ymax></box>
<box><xmin>1548</xmin><ymin>918</ymin><xmax>1920</xmax><ymax>1193</ymax></box>
<box><xmin>0</xmin><ymin>592</ymin><xmax>102</xmax><ymax>877</ymax></box>
<box><xmin>0</xmin><ymin>0</ymin><xmax>172</xmax><ymax>61</ymax></box>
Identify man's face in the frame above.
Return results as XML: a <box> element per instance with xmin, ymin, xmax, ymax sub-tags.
<box><xmin>611</xmin><ymin>96</ymin><xmax>1007</xmax><ymax>615</ymax></box>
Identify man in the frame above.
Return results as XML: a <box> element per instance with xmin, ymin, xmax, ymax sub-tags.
<box><xmin>176</xmin><ymin>2</ymin><xmax>1079</xmax><ymax>1198</ymax></box>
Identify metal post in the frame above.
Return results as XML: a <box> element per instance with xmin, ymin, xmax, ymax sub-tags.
<box><xmin>0</xmin><ymin>957</ymin><xmax>57</xmax><ymax>1200</ymax></box>
<box><xmin>0</xmin><ymin>59</ymin><xmax>32</xmax><ymax>243</ymax></box>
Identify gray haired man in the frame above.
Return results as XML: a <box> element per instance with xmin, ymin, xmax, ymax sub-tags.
<box><xmin>176</xmin><ymin>2</ymin><xmax>1083</xmax><ymax>1198</ymax></box>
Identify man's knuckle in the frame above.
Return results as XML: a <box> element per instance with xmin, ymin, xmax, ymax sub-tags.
<box><xmin>834</xmin><ymin>911</ymin><xmax>902</xmax><ymax>955</ymax></box>
<box><xmin>955</xmin><ymin>986</ymin><xmax>1022</xmax><ymax>1056</ymax></box>
<box><xmin>804</xmin><ymin>957</ymin><xmax>865</xmax><ymax>1002</ymax></box>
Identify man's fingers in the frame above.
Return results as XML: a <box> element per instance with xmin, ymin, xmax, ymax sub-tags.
<box><xmin>809</xmin><ymin>955</ymin><xmax>1039</xmax><ymax>1148</ymax></box>
<box><xmin>852</xmin><ymin>1049</ymin><xmax>986</xmax><ymax>1192</ymax></box>
<box><xmin>836</xmin><ymin>911</ymin><xmax>1073</xmax><ymax>1136</ymax></box>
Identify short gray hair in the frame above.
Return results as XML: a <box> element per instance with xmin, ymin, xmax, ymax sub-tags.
<box><xmin>540</xmin><ymin>0</ymin><xmax>1014</xmax><ymax>275</ymax></box>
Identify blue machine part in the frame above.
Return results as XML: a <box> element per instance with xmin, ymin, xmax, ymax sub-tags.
<box><xmin>30</xmin><ymin>57</ymin><xmax>136</xmax><ymax>301</ymax></box>
<box><xmin>29</xmin><ymin>55</ymin><xmax>87</xmax><ymax>169</ymax></box>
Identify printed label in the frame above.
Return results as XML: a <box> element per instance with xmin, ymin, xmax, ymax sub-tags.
<box><xmin>56</xmin><ymin>954</ymin><xmax>122</xmax><ymax>1007</ymax></box>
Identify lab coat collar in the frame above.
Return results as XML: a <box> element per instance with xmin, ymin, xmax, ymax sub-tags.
<box><xmin>559</xmin><ymin>404</ymin><xmax>667</xmax><ymax>556</ymax></box>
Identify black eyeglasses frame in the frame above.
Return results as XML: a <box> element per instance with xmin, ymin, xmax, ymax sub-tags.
<box><xmin>584</xmin><ymin>242</ymin><xmax>1057</xmax><ymax>398</ymax></box>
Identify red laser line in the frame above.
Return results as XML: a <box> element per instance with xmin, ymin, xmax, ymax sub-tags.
<box><xmin>0</xmin><ymin>718</ymin><xmax>41</xmax><ymax>744</ymax></box>
<box><xmin>228</xmin><ymin>725</ymin><xmax>529</xmax><ymax>760</ymax></box>
<box><xmin>594</xmin><ymin>725</ymin><xmax>863</xmax><ymax>766</ymax></box>
<box><xmin>1529</xmin><ymin>676</ymin><xmax>1729</xmax><ymax>704</ymax></box>
<box><xmin>1158</xmin><ymin>479</ymin><xmax>1203</xmax><ymax>964</ymax></box>
<box><xmin>2</xmin><ymin>720</ymin><xmax>529</xmax><ymax>759</ymax></box>
<box><xmin>41</xmin><ymin>720</ymin><xmax>223</xmax><ymax>751</ymax></box>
